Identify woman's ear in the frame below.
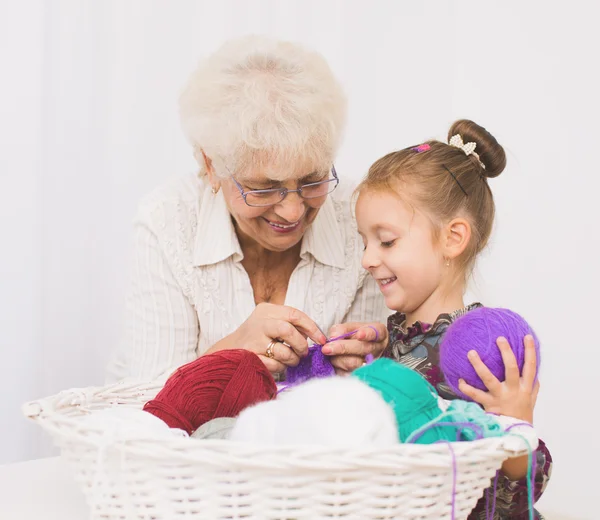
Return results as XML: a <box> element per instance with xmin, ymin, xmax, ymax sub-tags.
<box><xmin>194</xmin><ymin>146</ymin><xmax>220</xmax><ymax>191</ymax></box>
<box><xmin>442</xmin><ymin>217</ymin><xmax>471</xmax><ymax>260</ymax></box>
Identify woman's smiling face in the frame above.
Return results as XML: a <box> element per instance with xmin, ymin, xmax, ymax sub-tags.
<box><xmin>221</xmin><ymin>164</ymin><xmax>333</xmax><ymax>252</ymax></box>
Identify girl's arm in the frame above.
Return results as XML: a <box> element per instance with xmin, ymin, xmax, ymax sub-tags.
<box><xmin>458</xmin><ymin>335</ymin><xmax>553</xmax><ymax>517</ymax></box>
<box><xmin>469</xmin><ymin>439</ymin><xmax>553</xmax><ymax>519</ymax></box>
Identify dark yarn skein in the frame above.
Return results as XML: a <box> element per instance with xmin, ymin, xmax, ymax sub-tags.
<box><xmin>143</xmin><ymin>349</ymin><xmax>277</xmax><ymax>435</ymax></box>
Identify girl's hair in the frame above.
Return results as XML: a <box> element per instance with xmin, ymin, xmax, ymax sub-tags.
<box><xmin>357</xmin><ymin>119</ymin><xmax>506</xmax><ymax>281</ymax></box>
<box><xmin>179</xmin><ymin>35</ymin><xmax>347</xmax><ymax>180</ymax></box>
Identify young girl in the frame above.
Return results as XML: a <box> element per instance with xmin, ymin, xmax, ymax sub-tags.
<box><xmin>354</xmin><ymin>120</ymin><xmax>552</xmax><ymax>519</ymax></box>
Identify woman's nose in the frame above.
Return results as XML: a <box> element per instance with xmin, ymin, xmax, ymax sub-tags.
<box><xmin>275</xmin><ymin>192</ymin><xmax>306</xmax><ymax>222</ymax></box>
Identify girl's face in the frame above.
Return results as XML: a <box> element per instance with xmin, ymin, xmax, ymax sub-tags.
<box><xmin>355</xmin><ymin>189</ymin><xmax>447</xmax><ymax>315</ymax></box>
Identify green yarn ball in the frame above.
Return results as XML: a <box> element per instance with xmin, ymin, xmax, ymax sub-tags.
<box><xmin>352</xmin><ymin>359</ymin><xmax>455</xmax><ymax>444</ymax></box>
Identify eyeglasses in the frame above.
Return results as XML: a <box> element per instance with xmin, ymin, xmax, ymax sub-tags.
<box><xmin>231</xmin><ymin>166</ymin><xmax>339</xmax><ymax>207</ymax></box>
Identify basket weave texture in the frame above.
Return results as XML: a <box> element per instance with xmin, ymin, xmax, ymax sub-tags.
<box><xmin>23</xmin><ymin>380</ymin><xmax>538</xmax><ymax>520</ymax></box>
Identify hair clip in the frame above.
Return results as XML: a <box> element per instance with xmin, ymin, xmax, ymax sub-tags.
<box><xmin>449</xmin><ymin>134</ymin><xmax>486</xmax><ymax>169</ymax></box>
<box><xmin>443</xmin><ymin>165</ymin><xmax>468</xmax><ymax>197</ymax></box>
<box><xmin>411</xmin><ymin>143</ymin><xmax>431</xmax><ymax>153</ymax></box>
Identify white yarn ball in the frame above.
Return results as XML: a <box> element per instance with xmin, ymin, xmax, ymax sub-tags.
<box><xmin>77</xmin><ymin>407</ymin><xmax>189</xmax><ymax>439</ymax></box>
<box><xmin>230</xmin><ymin>376</ymin><xmax>398</xmax><ymax>447</ymax></box>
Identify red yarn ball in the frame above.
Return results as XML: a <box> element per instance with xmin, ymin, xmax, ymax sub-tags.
<box><xmin>143</xmin><ymin>350</ymin><xmax>277</xmax><ymax>435</ymax></box>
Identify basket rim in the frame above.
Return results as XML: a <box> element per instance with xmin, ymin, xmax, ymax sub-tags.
<box><xmin>23</xmin><ymin>380</ymin><xmax>539</xmax><ymax>465</ymax></box>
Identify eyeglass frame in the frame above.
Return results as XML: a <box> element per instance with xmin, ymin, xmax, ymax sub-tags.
<box><xmin>230</xmin><ymin>165</ymin><xmax>339</xmax><ymax>207</ymax></box>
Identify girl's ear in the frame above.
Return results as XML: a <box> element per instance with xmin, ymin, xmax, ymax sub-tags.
<box><xmin>442</xmin><ymin>217</ymin><xmax>471</xmax><ymax>260</ymax></box>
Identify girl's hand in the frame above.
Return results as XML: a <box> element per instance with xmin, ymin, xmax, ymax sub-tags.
<box><xmin>458</xmin><ymin>334</ymin><xmax>540</xmax><ymax>423</ymax></box>
<box><xmin>322</xmin><ymin>322</ymin><xmax>388</xmax><ymax>375</ymax></box>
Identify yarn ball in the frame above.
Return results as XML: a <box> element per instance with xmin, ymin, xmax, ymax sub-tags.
<box><xmin>352</xmin><ymin>358</ymin><xmax>455</xmax><ymax>444</ymax></box>
<box><xmin>230</xmin><ymin>376</ymin><xmax>399</xmax><ymax>447</ymax></box>
<box><xmin>143</xmin><ymin>349</ymin><xmax>277</xmax><ymax>435</ymax></box>
<box><xmin>77</xmin><ymin>407</ymin><xmax>189</xmax><ymax>439</ymax></box>
<box><xmin>444</xmin><ymin>400</ymin><xmax>503</xmax><ymax>442</ymax></box>
<box><xmin>285</xmin><ymin>345</ymin><xmax>335</xmax><ymax>386</ymax></box>
<box><xmin>191</xmin><ymin>417</ymin><xmax>238</xmax><ymax>440</ymax></box>
<box><xmin>439</xmin><ymin>307</ymin><xmax>541</xmax><ymax>401</ymax></box>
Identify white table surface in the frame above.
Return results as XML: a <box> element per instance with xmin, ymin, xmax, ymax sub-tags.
<box><xmin>0</xmin><ymin>456</ymin><xmax>88</xmax><ymax>520</ymax></box>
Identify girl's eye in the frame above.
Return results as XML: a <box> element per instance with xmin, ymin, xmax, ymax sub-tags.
<box><xmin>381</xmin><ymin>240</ymin><xmax>396</xmax><ymax>248</ymax></box>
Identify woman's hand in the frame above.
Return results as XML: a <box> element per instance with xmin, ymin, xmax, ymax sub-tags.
<box><xmin>205</xmin><ymin>303</ymin><xmax>327</xmax><ymax>375</ymax></box>
<box><xmin>322</xmin><ymin>322</ymin><xmax>388</xmax><ymax>375</ymax></box>
<box><xmin>458</xmin><ymin>334</ymin><xmax>540</xmax><ymax>423</ymax></box>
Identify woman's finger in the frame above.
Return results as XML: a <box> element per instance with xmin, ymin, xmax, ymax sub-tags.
<box><xmin>521</xmin><ymin>335</ymin><xmax>538</xmax><ymax>388</ymax></box>
<box><xmin>257</xmin><ymin>355</ymin><xmax>286</xmax><ymax>375</ymax></box>
<box><xmin>280</xmin><ymin>306</ymin><xmax>327</xmax><ymax>345</ymax></box>
<box><xmin>263</xmin><ymin>318</ymin><xmax>309</xmax><ymax>357</ymax></box>
<box><xmin>467</xmin><ymin>350</ymin><xmax>502</xmax><ymax>394</ymax></box>
<box><xmin>496</xmin><ymin>337</ymin><xmax>520</xmax><ymax>387</ymax></box>
<box><xmin>458</xmin><ymin>379</ymin><xmax>493</xmax><ymax>407</ymax></box>
<box><xmin>271</xmin><ymin>341</ymin><xmax>301</xmax><ymax>367</ymax></box>
<box><xmin>329</xmin><ymin>354</ymin><xmax>365</xmax><ymax>372</ymax></box>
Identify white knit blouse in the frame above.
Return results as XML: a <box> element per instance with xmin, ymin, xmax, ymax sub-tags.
<box><xmin>106</xmin><ymin>174</ymin><xmax>389</xmax><ymax>383</ymax></box>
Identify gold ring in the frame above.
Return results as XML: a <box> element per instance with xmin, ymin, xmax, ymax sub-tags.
<box><xmin>265</xmin><ymin>340</ymin><xmax>277</xmax><ymax>359</ymax></box>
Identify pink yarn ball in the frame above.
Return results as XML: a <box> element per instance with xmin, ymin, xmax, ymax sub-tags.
<box><xmin>439</xmin><ymin>307</ymin><xmax>540</xmax><ymax>401</ymax></box>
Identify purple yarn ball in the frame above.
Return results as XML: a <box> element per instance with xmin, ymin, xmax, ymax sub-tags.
<box><xmin>285</xmin><ymin>345</ymin><xmax>335</xmax><ymax>386</ymax></box>
<box><xmin>439</xmin><ymin>307</ymin><xmax>541</xmax><ymax>401</ymax></box>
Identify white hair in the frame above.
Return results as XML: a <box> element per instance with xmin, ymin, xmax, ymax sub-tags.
<box><xmin>179</xmin><ymin>35</ymin><xmax>347</xmax><ymax>180</ymax></box>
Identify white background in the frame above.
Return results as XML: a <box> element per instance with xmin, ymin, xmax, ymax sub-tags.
<box><xmin>1</xmin><ymin>1</ymin><xmax>597</xmax><ymax>517</ymax></box>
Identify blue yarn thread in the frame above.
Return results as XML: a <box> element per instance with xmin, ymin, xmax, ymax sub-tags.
<box><xmin>484</xmin><ymin>427</ymin><xmax>535</xmax><ymax>520</ymax></box>
<box><xmin>446</xmin><ymin>400</ymin><xmax>503</xmax><ymax>441</ymax></box>
<box><xmin>405</xmin><ymin>401</ymin><xmax>504</xmax><ymax>444</ymax></box>
<box><xmin>405</xmin><ymin>410</ymin><xmax>487</xmax><ymax>520</ymax></box>
<box><xmin>408</xmin><ymin>420</ymin><xmax>485</xmax><ymax>444</ymax></box>
<box><xmin>504</xmin><ymin>424</ymin><xmax>535</xmax><ymax>520</ymax></box>
<box><xmin>404</xmin><ymin>410</ymin><xmax>457</xmax><ymax>443</ymax></box>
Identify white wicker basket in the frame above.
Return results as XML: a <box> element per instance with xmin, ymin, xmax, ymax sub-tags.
<box><xmin>23</xmin><ymin>380</ymin><xmax>538</xmax><ymax>520</ymax></box>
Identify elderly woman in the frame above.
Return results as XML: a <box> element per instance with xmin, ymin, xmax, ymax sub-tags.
<box><xmin>107</xmin><ymin>36</ymin><xmax>388</xmax><ymax>383</ymax></box>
